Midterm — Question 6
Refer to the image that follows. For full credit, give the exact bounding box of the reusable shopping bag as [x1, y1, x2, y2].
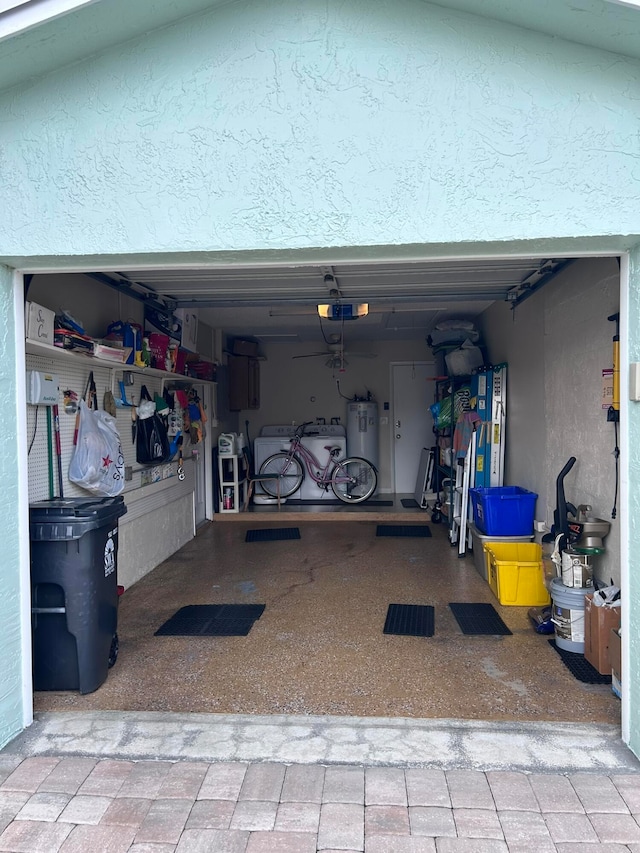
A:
[68, 399, 125, 496]
[136, 384, 171, 465]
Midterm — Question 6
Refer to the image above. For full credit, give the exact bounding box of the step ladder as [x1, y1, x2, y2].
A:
[449, 428, 477, 556]
[414, 447, 436, 508]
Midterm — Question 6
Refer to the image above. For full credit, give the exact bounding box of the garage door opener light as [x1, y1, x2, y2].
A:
[317, 303, 368, 320]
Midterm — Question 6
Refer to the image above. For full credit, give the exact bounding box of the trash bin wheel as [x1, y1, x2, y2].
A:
[108, 633, 119, 668]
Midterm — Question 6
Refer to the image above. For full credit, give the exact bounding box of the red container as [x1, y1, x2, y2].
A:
[174, 348, 188, 375]
[148, 333, 169, 370]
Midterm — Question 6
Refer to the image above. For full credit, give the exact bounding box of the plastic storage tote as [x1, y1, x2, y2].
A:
[468, 522, 534, 581]
[484, 542, 550, 607]
[469, 486, 537, 536]
[29, 496, 127, 694]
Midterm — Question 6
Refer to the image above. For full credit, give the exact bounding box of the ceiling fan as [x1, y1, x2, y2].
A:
[292, 333, 377, 371]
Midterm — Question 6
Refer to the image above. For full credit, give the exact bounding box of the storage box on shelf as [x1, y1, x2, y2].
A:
[26, 302, 55, 346]
[483, 542, 550, 607]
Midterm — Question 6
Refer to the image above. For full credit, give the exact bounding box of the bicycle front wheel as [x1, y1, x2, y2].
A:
[331, 457, 377, 504]
[258, 453, 304, 498]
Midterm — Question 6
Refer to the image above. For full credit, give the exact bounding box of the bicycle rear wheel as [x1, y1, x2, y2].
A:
[331, 457, 377, 503]
[258, 453, 304, 498]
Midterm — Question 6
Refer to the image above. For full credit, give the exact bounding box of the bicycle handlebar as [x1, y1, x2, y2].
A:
[294, 421, 315, 437]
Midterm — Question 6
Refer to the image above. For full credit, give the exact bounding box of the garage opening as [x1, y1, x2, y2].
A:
[23, 254, 623, 726]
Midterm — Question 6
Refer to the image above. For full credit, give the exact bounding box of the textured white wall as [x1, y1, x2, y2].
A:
[481, 258, 621, 586]
[244, 338, 429, 491]
[0, 265, 30, 749]
[1, 0, 640, 259]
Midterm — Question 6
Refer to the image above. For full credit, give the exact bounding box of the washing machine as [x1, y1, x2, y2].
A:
[252, 424, 347, 500]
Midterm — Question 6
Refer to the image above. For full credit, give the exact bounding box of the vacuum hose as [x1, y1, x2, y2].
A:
[554, 456, 576, 551]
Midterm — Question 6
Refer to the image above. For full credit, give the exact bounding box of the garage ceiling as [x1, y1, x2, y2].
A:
[97, 257, 572, 344]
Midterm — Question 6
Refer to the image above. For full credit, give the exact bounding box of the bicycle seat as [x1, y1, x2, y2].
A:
[325, 444, 341, 453]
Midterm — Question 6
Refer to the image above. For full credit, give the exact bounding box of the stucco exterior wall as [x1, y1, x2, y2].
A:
[1, 0, 640, 752]
[1, 0, 640, 259]
[481, 258, 621, 587]
[626, 247, 640, 753]
[0, 265, 30, 748]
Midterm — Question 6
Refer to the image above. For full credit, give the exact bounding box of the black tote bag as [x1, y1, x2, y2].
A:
[136, 385, 171, 465]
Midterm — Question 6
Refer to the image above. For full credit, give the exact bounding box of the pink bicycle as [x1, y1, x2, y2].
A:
[258, 421, 377, 504]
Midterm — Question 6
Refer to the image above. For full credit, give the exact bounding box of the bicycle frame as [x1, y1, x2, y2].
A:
[283, 432, 347, 486]
[258, 422, 377, 504]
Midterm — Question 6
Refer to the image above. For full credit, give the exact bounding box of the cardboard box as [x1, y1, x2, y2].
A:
[232, 338, 258, 357]
[584, 595, 621, 675]
[609, 628, 622, 698]
[26, 302, 55, 346]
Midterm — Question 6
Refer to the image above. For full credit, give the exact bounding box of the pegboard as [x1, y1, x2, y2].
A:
[25, 349, 193, 505]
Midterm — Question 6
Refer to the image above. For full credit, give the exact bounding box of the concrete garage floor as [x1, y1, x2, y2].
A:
[34, 509, 620, 725]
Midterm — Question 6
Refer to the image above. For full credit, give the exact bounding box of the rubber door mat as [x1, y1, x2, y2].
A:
[245, 528, 301, 542]
[548, 639, 612, 684]
[449, 602, 512, 635]
[287, 499, 394, 506]
[401, 498, 421, 508]
[155, 604, 265, 636]
[376, 525, 432, 537]
[383, 604, 435, 637]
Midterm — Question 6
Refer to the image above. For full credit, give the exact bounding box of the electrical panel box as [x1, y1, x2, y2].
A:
[27, 370, 59, 406]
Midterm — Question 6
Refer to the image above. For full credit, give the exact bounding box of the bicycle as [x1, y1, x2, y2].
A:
[258, 421, 377, 504]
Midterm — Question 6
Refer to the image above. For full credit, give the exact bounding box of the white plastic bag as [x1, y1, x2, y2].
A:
[68, 399, 125, 496]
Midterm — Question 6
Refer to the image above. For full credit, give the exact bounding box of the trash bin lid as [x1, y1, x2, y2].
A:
[30, 496, 127, 540]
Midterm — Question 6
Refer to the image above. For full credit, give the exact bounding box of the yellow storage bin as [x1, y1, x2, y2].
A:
[483, 542, 550, 607]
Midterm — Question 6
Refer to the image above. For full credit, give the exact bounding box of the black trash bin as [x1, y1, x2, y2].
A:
[29, 496, 127, 694]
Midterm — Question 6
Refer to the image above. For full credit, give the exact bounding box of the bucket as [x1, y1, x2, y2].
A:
[560, 549, 594, 588]
[550, 578, 589, 653]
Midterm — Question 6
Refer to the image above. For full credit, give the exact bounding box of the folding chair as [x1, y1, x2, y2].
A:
[242, 449, 282, 510]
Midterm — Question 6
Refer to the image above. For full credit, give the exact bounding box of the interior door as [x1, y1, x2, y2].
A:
[391, 362, 435, 494]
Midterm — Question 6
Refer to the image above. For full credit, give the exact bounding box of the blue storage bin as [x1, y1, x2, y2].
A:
[470, 486, 537, 536]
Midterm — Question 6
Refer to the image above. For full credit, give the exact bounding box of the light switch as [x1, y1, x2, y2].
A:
[630, 363, 640, 401]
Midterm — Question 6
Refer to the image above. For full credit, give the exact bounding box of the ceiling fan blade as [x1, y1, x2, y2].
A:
[344, 352, 377, 359]
[292, 352, 332, 359]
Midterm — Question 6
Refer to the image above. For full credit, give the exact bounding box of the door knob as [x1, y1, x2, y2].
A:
[396, 433, 401, 439]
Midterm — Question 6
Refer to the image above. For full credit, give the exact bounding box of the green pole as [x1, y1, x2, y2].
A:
[46, 406, 54, 499]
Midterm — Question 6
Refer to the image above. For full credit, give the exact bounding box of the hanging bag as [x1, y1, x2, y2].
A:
[136, 384, 171, 465]
[68, 374, 125, 496]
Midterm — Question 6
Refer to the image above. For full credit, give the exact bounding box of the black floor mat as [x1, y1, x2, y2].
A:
[449, 602, 512, 635]
[286, 499, 393, 506]
[376, 525, 432, 537]
[155, 604, 265, 636]
[548, 639, 612, 684]
[245, 527, 301, 542]
[401, 498, 421, 508]
[383, 604, 434, 637]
